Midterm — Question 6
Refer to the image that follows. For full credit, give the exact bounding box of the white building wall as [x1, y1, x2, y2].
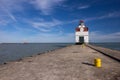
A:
[75, 32, 89, 43]
[75, 36, 79, 42]
[75, 32, 88, 36]
[84, 35, 89, 43]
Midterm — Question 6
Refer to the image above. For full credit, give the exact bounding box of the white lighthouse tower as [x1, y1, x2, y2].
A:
[75, 20, 89, 44]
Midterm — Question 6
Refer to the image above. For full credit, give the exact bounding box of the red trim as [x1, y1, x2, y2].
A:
[84, 27, 88, 31]
[76, 28, 80, 31]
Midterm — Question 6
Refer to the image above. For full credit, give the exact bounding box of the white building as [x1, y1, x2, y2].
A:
[75, 20, 89, 44]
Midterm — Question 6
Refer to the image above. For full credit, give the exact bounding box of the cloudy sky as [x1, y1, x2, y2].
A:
[0, 0, 120, 43]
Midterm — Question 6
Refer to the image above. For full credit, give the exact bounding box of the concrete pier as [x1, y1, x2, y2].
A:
[0, 45, 120, 80]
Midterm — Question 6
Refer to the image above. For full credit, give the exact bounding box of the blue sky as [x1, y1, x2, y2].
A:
[0, 0, 120, 43]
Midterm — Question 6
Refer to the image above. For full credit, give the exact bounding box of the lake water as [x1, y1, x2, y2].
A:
[90, 42, 120, 51]
[0, 43, 73, 64]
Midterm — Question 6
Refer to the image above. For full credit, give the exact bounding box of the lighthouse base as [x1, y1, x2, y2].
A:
[75, 42, 84, 45]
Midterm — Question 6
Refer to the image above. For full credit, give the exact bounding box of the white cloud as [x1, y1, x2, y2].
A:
[85, 11, 120, 21]
[0, 20, 8, 26]
[0, 29, 74, 43]
[14, 26, 36, 33]
[33, 19, 61, 28]
[30, 18, 81, 32]
[31, 19, 62, 32]
[30, 0, 66, 15]
[0, 0, 26, 11]
[35, 27, 52, 32]
[66, 19, 79, 24]
[78, 5, 90, 9]
[90, 31, 120, 42]
[0, 0, 26, 22]
[0, 9, 17, 23]
[5, 9, 17, 22]
[23, 33, 75, 43]
[98, 11, 120, 19]
[0, 0, 66, 15]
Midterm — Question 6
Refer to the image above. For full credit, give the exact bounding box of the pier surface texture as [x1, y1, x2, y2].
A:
[0, 45, 120, 80]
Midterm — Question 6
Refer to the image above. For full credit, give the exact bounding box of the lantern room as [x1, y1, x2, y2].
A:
[75, 20, 89, 44]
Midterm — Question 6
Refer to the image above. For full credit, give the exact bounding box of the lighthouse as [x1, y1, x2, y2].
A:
[75, 20, 89, 44]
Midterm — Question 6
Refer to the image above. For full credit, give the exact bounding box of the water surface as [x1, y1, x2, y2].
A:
[0, 43, 73, 64]
[90, 42, 120, 51]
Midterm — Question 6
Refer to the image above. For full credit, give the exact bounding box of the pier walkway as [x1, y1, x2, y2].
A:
[0, 45, 120, 80]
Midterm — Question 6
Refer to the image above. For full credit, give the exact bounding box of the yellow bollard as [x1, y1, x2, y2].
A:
[82, 44, 85, 48]
[81, 44, 83, 48]
[94, 58, 102, 68]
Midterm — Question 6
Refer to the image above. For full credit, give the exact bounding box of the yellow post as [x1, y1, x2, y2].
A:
[94, 58, 102, 68]
[82, 44, 85, 48]
[81, 44, 83, 48]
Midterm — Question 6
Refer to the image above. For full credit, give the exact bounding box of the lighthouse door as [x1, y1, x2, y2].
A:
[79, 37, 84, 43]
